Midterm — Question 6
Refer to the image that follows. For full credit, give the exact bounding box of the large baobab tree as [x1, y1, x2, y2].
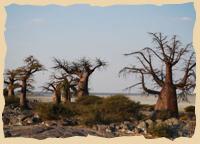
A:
[71, 58, 107, 97]
[4, 69, 19, 97]
[53, 58, 107, 98]
[120, 33, 195, 116]
[17, 56, 44, 108]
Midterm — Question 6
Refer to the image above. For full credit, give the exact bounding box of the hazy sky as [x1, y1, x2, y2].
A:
[5, 3, 195, 93]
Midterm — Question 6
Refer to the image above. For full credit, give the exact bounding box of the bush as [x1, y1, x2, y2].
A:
[77, 104, 102, 126]
[99, 95, 141, 123]
[77, 95, 141, 125]
[5, 96, 20, 106]
[152, 110, 177, 120]
[35, 102, 76, 120]
[148, 123, 174, 138]
[140, 104, 155, 111]
[184, 106, 195, 113]
[76, 95, 103, 105]
[3, 88, 8, 97]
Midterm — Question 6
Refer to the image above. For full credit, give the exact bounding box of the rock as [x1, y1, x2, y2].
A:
[25, 118, 33, 125]
[14, 106, 21, 112]
[4, 130, 12, 137]
[145, 119, 153, 128]
[123, 121, 134, 131]
[14, 121, 23, 126]
[155, 119, 163, 126]
[180, 121, 196, 137]
[32, 116, 41, 123]
[105, 128, 112, 133]
[43, 121, 57, 127]
[109, 123, 116, 132]
[137, 121, 147, 133]
[2, 116, 10, 125]
[96, 125, 108, 133]
[62, 119, 77, 126]
[164, 118, 179, 126]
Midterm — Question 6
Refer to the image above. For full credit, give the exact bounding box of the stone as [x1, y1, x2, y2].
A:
[137, 121, 147, 132]
[4, 130, 12, 137]
[164, 118, 179, 126]
[62, 119, 77, 126]
[109, 123, 116, 132]
[123, 121, 134, 131]
[2, 116, 10, 125]
[155, 119, 163, 126]
[96, 125, 108, 133]
[145, 119, 153, 128]
[44, 121, 57, 127]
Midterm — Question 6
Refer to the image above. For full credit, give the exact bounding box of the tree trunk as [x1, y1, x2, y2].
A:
[77, 73, 89, 97]
[20, 80, 28, 108]
[8, 83, 15, 97]
[62, 87, 71, 103]
[53, 86, 61, 105]
[62, 81, 71, 103]
[155, 64, 178, 115]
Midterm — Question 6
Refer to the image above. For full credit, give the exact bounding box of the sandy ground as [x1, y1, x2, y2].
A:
[27, 95, 195, 111]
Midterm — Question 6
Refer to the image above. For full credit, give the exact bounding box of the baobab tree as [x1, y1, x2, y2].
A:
[17, 56, 44, 108]
[53, 58, 107, 97]
[43, 80, 62, 105]
[4, 69, 19, 97]
[120, 33, 195, 116]
[50, 72, 79, 103]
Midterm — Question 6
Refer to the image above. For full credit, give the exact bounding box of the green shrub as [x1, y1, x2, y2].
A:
[152, 110, 177, 120]
[35, 102, 76, 120]
[140, 104, 155, 111]
[179, 112, 188, 121]
[3, 88, 8, 97]
[76, 95, 103, 105]
[75, 95, 141, 125]
[184, 106, 195, 113]
[77, 104, 102, 126]
[99, 95, 141, 123]
[148, 123, 173, 138]
[4, 96, 20, 106]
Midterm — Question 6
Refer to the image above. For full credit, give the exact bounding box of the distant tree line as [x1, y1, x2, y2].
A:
[4, 56, 106, 108]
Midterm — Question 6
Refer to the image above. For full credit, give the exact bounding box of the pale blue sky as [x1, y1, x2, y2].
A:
[5, 3, 195, 93]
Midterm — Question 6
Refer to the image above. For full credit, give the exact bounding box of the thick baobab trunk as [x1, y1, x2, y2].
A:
[62, 80, 71, 103]
[20, 80, 28, 108]
[155, 64, 178, 115]
[8, 83, 15, 97]
[77, 73, 89, 97]
[62, 87, 71, 103]
[155, 84, 178, 114]
[52, 86, 61, 105]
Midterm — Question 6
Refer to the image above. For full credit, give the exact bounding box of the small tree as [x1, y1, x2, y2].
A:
[4, 69, 19, 97]
[51, 73, 78, 103]
[43, 80, 62, 105]
[17, 56, 44, 108]
[120, 33, 195, 116]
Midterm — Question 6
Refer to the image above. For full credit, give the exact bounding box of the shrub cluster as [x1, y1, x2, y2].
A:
[4, 96, 20, 106]
[35, 102, 76, 120]
[152, 110, 177, 120]
[34, 95, 141, 125]
[184, 105, 195, 113]
[147, 123, 174, 138]
[76, 95, 141, 125]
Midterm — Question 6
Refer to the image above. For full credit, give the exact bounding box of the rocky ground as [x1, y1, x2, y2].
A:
[2, 104, 196, 140]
